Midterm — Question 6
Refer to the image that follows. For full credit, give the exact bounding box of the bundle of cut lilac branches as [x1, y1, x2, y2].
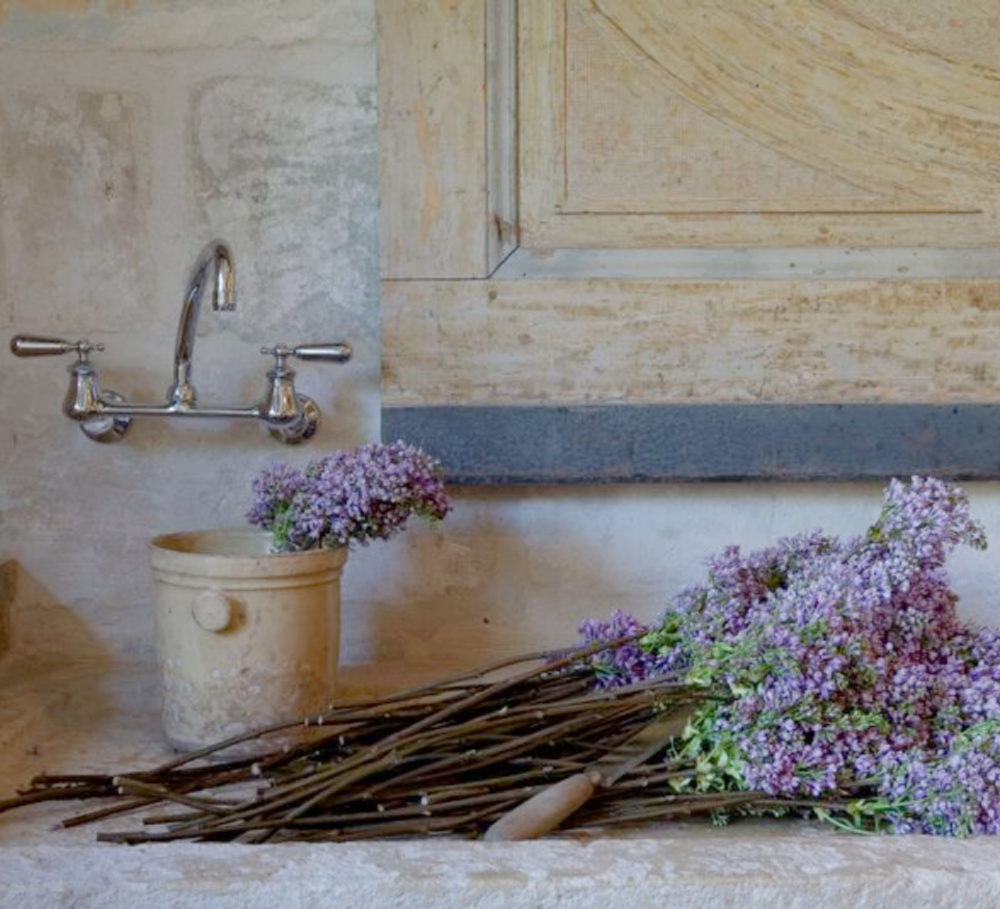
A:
[580, 476, 996, 836]
[1, 648, 728, 843]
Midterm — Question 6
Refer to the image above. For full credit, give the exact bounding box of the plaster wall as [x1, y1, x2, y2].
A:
[2, 0, 1000, 679]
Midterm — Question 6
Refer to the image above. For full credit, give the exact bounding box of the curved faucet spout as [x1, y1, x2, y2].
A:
[169, 239, 236, 407]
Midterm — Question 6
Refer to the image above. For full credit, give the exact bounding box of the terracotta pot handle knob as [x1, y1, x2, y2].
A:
[192, 589, 236, 633]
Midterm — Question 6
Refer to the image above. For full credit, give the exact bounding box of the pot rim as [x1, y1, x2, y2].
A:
[150, 529, 348, 579]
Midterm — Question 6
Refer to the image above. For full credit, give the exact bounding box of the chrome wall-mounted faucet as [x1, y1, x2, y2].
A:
[169, 239, 236, 409]
[9, 240, 351, 444]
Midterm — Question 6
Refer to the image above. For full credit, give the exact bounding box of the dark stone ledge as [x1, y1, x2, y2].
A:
[383, 404, 1000, 484]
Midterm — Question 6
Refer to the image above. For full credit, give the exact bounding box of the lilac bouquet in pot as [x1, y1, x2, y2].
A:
[247, 440, 451, 552]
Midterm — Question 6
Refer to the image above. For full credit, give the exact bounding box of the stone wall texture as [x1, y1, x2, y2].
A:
[2, 0, 1000, 673]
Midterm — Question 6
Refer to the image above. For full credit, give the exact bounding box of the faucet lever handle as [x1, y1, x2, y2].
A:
[290, 342, 352, 363]
[10, 334, 104, 359]
[260, 342, 352, 364]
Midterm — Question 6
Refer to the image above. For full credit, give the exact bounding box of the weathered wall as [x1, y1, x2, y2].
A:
[2, 0, 1000, 675]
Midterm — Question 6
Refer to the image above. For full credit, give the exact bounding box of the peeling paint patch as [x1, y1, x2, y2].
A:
[0, 1, 165, 45]
[0, 0, 138, 40]
[0, 0, 138, 18]
[0, 87, 153, 328]
[191, 77, 377, 346]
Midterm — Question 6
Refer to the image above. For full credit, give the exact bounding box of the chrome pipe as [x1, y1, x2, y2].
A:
[94, 402, 264, 420]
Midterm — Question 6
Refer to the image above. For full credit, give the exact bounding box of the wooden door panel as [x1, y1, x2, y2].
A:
[377, 0, 1000, 482]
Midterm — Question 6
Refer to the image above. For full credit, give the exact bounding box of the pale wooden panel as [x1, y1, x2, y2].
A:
[517, 0, 565, 244]
[499, 247, 1000, 281]
[516, 211, 1000, 250]
[382, 278, 1000, 407]
[830, 0, 1000, 68]
[485, 0, 518, 268]
[563, 2, 940, 215]
[520, 0, 1000, 248]
[377, 0, 516, 280]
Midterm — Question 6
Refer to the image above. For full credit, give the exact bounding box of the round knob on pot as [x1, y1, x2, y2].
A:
[191, 589, 236, 633]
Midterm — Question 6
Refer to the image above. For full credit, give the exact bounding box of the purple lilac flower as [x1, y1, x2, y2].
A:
[246, 462, 305, 527]
[580, 476, 1000, 835]
[247, 440, 451, 552]
[577, 609, 660, 688]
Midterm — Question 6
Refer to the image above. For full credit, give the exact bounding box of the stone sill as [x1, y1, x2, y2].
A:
[2, 655, 1000, 908]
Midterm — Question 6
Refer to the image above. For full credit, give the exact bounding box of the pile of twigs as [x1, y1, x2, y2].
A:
[1, 640, 777, 843]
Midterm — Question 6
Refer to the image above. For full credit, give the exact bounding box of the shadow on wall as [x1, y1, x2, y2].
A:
[0, 560, 108, 663]
[0, 561, 154, 781]
[0, 562, 12, 659]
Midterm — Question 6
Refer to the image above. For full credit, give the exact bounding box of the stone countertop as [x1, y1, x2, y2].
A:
[2, 655, 1000, 908]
